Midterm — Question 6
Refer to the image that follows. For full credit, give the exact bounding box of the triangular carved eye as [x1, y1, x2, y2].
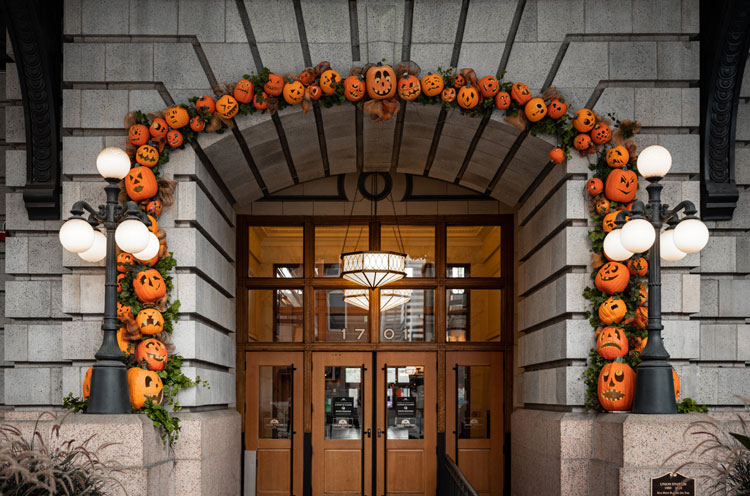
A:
[145, 376, 152, 387]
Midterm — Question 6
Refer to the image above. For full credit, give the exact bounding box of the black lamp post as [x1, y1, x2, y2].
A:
[603, 145, 709, 414]
[59, 148, 156, 414]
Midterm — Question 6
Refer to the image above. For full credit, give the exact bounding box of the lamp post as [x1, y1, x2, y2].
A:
[603, 145, 709, 414]
[59, 148, 156, 414]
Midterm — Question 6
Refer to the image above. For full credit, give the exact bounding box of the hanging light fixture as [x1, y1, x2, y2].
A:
[344, 288, 412, 312]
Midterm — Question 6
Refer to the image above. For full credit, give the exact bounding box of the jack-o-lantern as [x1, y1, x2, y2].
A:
[164, 106, 189, 129]
[189, 116, 206, 132]
[135, 338, 168, 371]
[636, 283, 648, 306]
[166, 130, 183, 148]
[606, 145, 629, 168]
[452, 73, 465, 88]
[604, 169, 638, 203]
[511, 82, 531, 105]
[397, 73, 421, 101]
[126, 166, 158, 201]
[478, 75, 500, 98]
[591, 123, 612, 145]
[673, 369, 680, 400]
[573, 108, 596, 132]
[587, 177, 604, 195]
[194, 96, 216, 115]
[135, 145, 159, 167]
[82, 366, 93, 399]
[602, 211, 628, 233]
[596, 326, 629, 360]
[421, 73, 444, 96]
[254, 91, 269, 110]
[594, 197, 611, 215]
[117, 303, 133, 323]
[627, 256, 648, 276]
[136, 308, 164, 335]
[597, 358, 636, 411]
[283, 80, 305, 105]
[549, 147, 565, 164]
[145, 215, 158, 235]
[366, 64, 396, 100]
[524, 97, 547, 122]
[264, 73, 285, 96]
[343, 75, 366, 102]
[634, 336, 647, 353]
[117, 328, 134, 355]
[117, 273, 125, 292]
[149, 118, 169, 139]
[129, 124, 150, 146]
[441, 87, 456, 103]
[320, 69, 342, 95]
[495, 91, 511, 109]
[306, 85, 322, 101]
[117, 252, 133, 273]
[298, 68, 316, 86]
[233, 79, 254, 104]
[574, 133, 592, 151]
[599, 296, 627, 324]
[146, 199, 163, 217]
[547, 98, 567, 119]
[133, 268, 167, 303]
[457, 84, 480, 109]
[127, 367, 163, 410]
[595, 262, 630, 295]
[216, 94, 239, 119]
[633, 306, 648, 330]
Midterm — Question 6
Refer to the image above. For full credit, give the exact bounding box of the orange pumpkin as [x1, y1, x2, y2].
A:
[149, 118, 169, 139]
[194, 96, 216, 115]
[441, 87, 456, 103]
[136, 308, 164, 335]
[597, 359, 636, 411]
[452, 73, 465, 88]
[135, 338, 168, 371]
[673, 369, 681, 400]
[573, 108, 595, 132]
[574, 133, 592, 151]
[636, 283, 648, 306]
[595, 262, 630, 295]
[549, 147, 565, 164]
[254, 91, 269, 110]
[591, 123, 612, 145]
[594, 197, 611, 215]
[126, 166, 158, 201]
[135, 145, 159, 167]
[596, 326, 629, 360]
[320, 69, 342, 95]
[306, 85, 322, 101]
[633, 306, 648, 330]
[421, 73, 444, 97]
[117, 273, 125, 292]
[216, 94, 239, 119]
[365, 64, 396, 100]
[343, 75, 366, 102]
[82, 366, 93, 399]
[604, 169, 638, 203]
[128, 124, 150, 146]
[547, 98, 567, 119]
[282, 80, 305, 105]
[133, 268, 167, 303]
[298, 68, 316, 86]
[524, 97, 547, 122]
[117, 328, 134, 355]
[478, 75, 500, 98]
[397, 74, 421, 101]
[599, 296, 627, 324]
[606, 145, 629, 168]
[627, 256, 648, 276]
[264, 73, 285, 96]
[127, 367, 163, 410]
[510, 82, 531, 105]
[145, 214, 158, 235]
[189, 115, 206, 132]
[602, 211, 628, 233]
[164, 106, 189, 128]
[494, 91, 511, 109]
[457, 84, 480, 109]
[587, 177, 604, 195]
[233, 79, 254, 104]
[117, 303, 133, 323]
[146, 199, 163, 217]
[634, 336, 648, 353]
[166, 130, 183, 148]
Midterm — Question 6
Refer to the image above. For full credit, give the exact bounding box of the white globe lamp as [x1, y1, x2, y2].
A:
[115, 218, 150, 253]
[637, 145, 672, 179]
[660, 230, 687, 262]
[673, 218, 709, 254]
[603, 229, 634, 261]
[59, 218, 95, 254]
[96, 147, 131, 180]
[620, 218, 656, 253]
[78, 230, 107, 262]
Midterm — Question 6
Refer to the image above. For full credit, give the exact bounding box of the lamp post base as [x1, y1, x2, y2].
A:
[87, 360, 131, 414]
[632, 360, 677, 414]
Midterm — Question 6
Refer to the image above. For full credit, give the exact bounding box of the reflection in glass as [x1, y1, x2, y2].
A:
[248, 289, 303, 342]
[314, 226, 368, 277]
[258, 366, 292, 439]
[447, 226, 501, 277]
[325, 366, 362, 440]
[249, 226, 303, 277]
[315, 290, 369, 342]
[380, 290, 435, 342]
[457, 366, 490, 439]
[381, 225, 435, 277]
[386, 366, 425, 439]
[446, 289, 501, 342]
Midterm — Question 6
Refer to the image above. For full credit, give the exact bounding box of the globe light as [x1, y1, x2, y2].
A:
[96, 147, 131, 180]
[133, 232, 160, 261]
[115, 218, 150, 253]
[673, 218, 709, 254]
[620, 218, 656, 253]
[59, 218, 95, 254]
[660, 230, 687, 262]
[78, 230, 107, 262]
[637, 145, 672, 179]
[603, 229, 634, 261]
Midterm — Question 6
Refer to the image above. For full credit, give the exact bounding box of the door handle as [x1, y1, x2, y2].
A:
[377, 428, 383, 438]
[365, 428, 371, 438]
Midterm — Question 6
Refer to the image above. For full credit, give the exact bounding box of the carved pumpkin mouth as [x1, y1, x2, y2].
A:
[146, 352, 165, 362]
[147, 390, 163, 404]
[373, 88, 391, 96]
[133, 185, 143, 193]
[400, 87, 420, 98]
[601, 389, 625, 401]
[600, 342, 621, 349]
[600, 274, 619, 281]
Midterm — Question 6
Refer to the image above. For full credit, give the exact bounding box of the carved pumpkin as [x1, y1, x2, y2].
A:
[366, 64, 396, 100]
[343, 75, 366, 102]
[549, 147, 565, 164]
[574, 133, 592, 151]
[253, 91, 269, 110]
[298, 69, 316, 86]
[604, 169, 638, 203]
[136, 308, 164, 335]
[127, 367, 163, 410]
[283, 80, 305, 105]
[306, 85, 322, 101]
[627, 256, 648, 276]
[189, 115, 206, 132]
[82, 366, 93, 399]
[573, 108, 595, 132]
[129, 124, 150, 146]
[597, 358, 636, 411]
[117, 328, 134, 355]
[133, 268, 167, 303]
[145, 215, 158, 235]
[320, 69, 342, 95]
[117, 273, 125, 292]
[441, 87, 456, 103]
[146, 199, 163, 217]
[606, 145, 629, 168]
[194, 96, 216, 115]
[233, 79, 254, 104]
[166, 130, 183, 148]
[135, 145, 159, 167]
[164, 106, 189, 129]
[149, 118, 169, 139]
[633, 306, 648, 330]
[602, 211, 628, 233]
[478, 75, 500, 98]
[634, 336, 647, 353]
[135, 338, 168, 371]
[452, 73, 465, 88]
[117, 303, 133, 323]
[421, 73, 444, 97]
[263, 73, 285, 96]
[511, 82, 531, 105]
[525, 97, 547, 122]
[587, 178, 604, 195]
[599, 296, 627, 325]
[494, 91, 511, 109]
[117, 252, 133, 273]
[596, 326, 629, 360]
[637, 283, 648, 306]
[595, 262, 630, 295]
[457, 83, 480, 109]
[591, 123, 612, 145]
[673, 369, 680, 400]
[397, 73, 421, 101]
[594, 197, 611, 215]
[216, 94, 239, 119]
[547, 98, 567, 119]
[126, 166, 158, 201]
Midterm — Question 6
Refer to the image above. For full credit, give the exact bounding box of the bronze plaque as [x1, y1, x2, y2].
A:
[651, 472, 695, 496]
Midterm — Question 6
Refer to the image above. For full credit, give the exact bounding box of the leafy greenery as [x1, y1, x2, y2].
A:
[677, 397, 709, 414]
[143, 400, 182, 446]
[62, 393, 88, 414]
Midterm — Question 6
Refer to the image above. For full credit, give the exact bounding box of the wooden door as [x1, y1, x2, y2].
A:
[312, 352, 373, 495]
[246, 352, 303, 496]
[376, 352, 436, 496]
[446, 352, 503, 496]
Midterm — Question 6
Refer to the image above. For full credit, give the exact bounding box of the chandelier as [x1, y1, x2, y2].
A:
[344, 288, 412, 312]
